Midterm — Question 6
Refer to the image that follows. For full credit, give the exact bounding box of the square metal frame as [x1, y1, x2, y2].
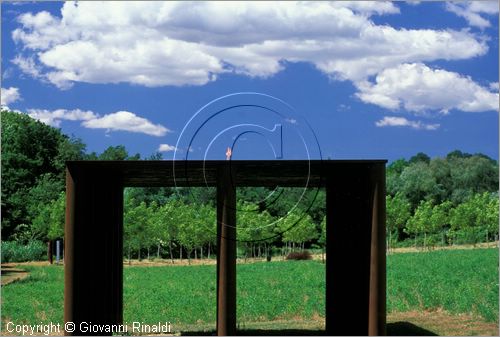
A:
[64, 160, 386, 335]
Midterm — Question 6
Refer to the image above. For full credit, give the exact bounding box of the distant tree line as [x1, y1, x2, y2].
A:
[386, 152, 499, 249]
[1, 109, 498, 262]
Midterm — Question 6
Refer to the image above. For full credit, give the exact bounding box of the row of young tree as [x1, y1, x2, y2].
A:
[123, 191, 323, 263]
[387, 191, 498, 250]
[2, 108, 499, 258]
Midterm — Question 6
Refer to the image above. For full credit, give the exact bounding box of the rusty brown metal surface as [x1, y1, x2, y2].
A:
[48, 240, 53, 265]
[64, 160, 386, 336]
[64, 168, 75, 335]
[216, 164, 237, 336]
[65, 160, 386, 187]
[64, 167, 123, 336]
[325, 163, 386, 336]
[368, 164, 387, 336]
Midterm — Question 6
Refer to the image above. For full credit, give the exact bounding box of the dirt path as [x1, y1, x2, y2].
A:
[389, 241, 499, 254]
[1, 266, 29, 286]
[387, 310, 499, 336]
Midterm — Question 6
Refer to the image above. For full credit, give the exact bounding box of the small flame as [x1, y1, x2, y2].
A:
[225, 147, 232, 160]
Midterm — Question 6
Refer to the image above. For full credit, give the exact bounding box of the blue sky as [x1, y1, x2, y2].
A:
[1, 1, 498, 162]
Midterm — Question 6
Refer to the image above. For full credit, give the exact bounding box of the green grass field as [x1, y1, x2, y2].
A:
[1, 248, 498, 333]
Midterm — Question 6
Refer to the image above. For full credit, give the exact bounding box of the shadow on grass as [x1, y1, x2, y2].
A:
[179, 322, 437, 336]
[387, 322, 438, 336]
[179, 330, 323, 336]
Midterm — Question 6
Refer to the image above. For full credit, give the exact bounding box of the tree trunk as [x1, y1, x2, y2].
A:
[194, 249, 197, 260]
[200, 246, 203, 259]
[207, 242, 211, 259]
[169, 241, 174, 264]
[48, 240, 53, 264]
[128, 245, 131, 265]
[388, 230, 392, 254]
[147, 247, 150, 260]
[138, 246, 141, 261]
[180, 245, 183, 262]
[157, 243, 161, 259]
[188, 250, 191, 265]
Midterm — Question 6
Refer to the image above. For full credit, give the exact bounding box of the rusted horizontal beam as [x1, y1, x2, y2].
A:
[66, 160, 387, 187]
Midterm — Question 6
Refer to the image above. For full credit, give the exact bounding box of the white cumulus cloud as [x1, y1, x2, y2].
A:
[27, 108, 97, 127]
[446, 1, 499, 29]
[1, 87, 21, 106]
[375, 116, 439, 130]
[356, 63, 499, 113]
[158, 144, 177, 152]
[11, 1, 487, 90]
[25, 107, 168, 136]
[82, 110, 169, 136]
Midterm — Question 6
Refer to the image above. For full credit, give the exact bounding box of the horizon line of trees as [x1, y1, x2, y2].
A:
[1, 109, 499, 262]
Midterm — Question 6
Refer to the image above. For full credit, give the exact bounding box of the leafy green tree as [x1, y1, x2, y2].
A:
[409, 152, 431, 164]
[98, 145, 130, 160]
[446, 150, 472, 160]
[48, 192, 65, 240]
[448, 193, 497, 245]
[387, 159, 409, 196]
[237, 202, 275, 260]
[449, 156, 498, 204]
[1, 110, 64, 237]
[154, 201, 180, 263]
[399, 162, 438, 208]
[176, 202, 198, 264]
[54, 136, 87, 175]
[31, 203, 52, 241]
[124, 198, 150, 261]
[278, 211, 317, 252]
[449, 198, 478, 245]
[429, 200, 452, 246]
[428, 158, 451, 204]
[406, 200, 434, 249]
[195, 204, 216, 259]
[30, 192, 65, 262]
[26, 174, 64, 222]
[484, 194, 499, 241]
[386, 192, 411, 250]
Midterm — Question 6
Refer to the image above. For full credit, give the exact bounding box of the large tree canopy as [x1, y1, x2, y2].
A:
[1, 110, 85, 238]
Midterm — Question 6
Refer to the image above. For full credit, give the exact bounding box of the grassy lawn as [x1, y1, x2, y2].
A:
[387, 248, 499, 322]
[1, 248, 498, 334]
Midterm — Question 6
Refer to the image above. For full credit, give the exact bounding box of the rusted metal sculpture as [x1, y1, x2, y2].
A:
[64, 160, 386, 336]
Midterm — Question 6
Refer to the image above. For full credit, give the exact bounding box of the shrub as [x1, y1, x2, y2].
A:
[286, 250, 312, 260]
[1, 240, 46, 263]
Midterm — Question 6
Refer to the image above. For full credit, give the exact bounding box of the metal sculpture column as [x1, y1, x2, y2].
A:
[325, 163, 386, 336]
[216, 163, 237, 336]
[64, 165, 123, 335]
